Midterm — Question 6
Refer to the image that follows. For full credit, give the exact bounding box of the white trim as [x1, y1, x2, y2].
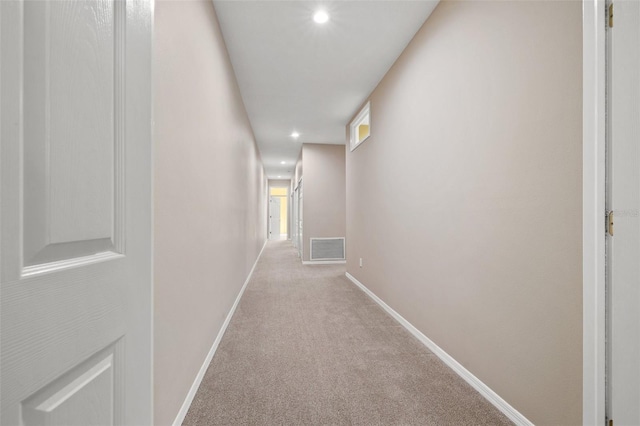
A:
[345, 272, 534, 426]
[349, 101, 371, 152]
[582, 0, 607, 424]
[172, 240, 268, 426]
[302, 260, 346, 265]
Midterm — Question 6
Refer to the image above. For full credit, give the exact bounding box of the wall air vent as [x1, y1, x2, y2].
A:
[310, 237, 345, 261]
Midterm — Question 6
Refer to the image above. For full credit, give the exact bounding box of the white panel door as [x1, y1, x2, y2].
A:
[1, 0, 153, 425]
[269, 196, 281, 240]
[606, 1, 640, 424]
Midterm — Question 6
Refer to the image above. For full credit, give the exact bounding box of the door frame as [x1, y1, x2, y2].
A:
[267, 181, 290, 240]
[292, 185, 298, 248]
[583, 0, 607, 423]
[296, 177, 303, 259]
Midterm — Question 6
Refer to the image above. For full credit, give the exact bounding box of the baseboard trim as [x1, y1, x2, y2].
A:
[172, 240, 268, 426]
[344, 272, 534, 426]
[302, 260, 346, 265]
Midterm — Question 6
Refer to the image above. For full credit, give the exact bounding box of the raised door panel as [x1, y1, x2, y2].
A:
[21, 345, 123, 426]
[22, 0, 124, 272]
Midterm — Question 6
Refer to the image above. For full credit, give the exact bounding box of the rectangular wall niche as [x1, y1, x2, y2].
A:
[350, 101, 371, 151]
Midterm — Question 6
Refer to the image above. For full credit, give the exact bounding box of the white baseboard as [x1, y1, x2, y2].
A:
[172, 241, 268, 426]
[302, 260, 346, 265]
[344, 272, 533, 426]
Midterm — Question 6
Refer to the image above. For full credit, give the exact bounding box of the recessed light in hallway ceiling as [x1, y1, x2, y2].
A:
[291, 132, 300, 139]
[313, 10, 329, 24]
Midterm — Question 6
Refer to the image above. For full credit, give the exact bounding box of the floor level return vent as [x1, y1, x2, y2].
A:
[310, 238, 345, 261]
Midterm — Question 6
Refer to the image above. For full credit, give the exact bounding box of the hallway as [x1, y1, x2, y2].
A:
[183, 241, 511, 425]
[1, 0, 591, 423]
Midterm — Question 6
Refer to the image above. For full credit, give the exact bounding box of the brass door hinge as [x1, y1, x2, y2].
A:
[608, 211, 614, 236]
[609, 3, 614, 27]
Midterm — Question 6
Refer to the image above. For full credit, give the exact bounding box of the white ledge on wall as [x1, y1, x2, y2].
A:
[344, 272, 534, 426]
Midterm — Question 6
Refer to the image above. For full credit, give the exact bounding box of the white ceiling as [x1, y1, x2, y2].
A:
[213, 0, 438, 179]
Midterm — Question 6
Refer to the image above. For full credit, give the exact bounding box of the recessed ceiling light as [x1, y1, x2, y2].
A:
[313, 10, 329, 24]
[278, 175, 282, 178]
[291, 131, 300, 139]
[280, 161, 286, 165]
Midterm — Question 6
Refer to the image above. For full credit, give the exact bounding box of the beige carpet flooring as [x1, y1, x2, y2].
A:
[183, 240, 512, 425]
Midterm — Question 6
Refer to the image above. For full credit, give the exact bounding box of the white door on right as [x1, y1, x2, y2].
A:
[606, 1, 640, 424]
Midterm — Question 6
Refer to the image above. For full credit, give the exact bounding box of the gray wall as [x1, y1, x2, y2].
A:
[302, 144, 346, 262]
[153, 1, 267, 424]
[345, 1, 582, 424]
[269, 180, 292, 187]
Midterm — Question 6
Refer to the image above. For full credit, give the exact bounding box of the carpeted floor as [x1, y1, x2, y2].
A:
[182, 240, 512, 425]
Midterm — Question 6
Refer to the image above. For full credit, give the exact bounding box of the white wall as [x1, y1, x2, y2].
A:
[153, 1, 267, 424]
[346, 1, 582, 424]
